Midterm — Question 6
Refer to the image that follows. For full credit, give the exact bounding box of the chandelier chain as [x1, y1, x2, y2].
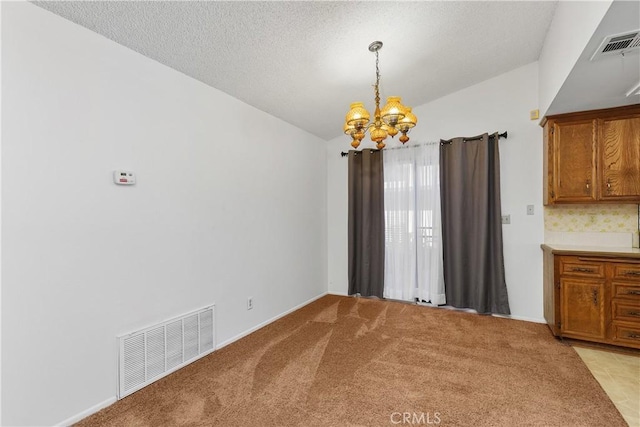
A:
[374, 50, 380, 113]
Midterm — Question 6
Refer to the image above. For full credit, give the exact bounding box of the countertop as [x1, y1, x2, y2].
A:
[541, 244, 640, 258]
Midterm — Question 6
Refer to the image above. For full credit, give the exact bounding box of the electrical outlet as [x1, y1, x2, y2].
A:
[501, 215, 511, 224]
[247, 297, 253, 310]
[526, 205, 534, 215]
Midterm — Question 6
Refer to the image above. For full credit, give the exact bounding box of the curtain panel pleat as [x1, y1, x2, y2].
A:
[415, 145, 447, 305]
[348, 150, 385, 298]
[439, 133, 510, 314]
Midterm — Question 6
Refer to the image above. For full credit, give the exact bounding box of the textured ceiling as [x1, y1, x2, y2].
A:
[32, 1, 558, 140]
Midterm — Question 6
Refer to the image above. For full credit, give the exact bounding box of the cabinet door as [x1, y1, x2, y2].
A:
[552, 120, 597, 202]
[599, 115, 640, 201]
[560, 278, 606, 340]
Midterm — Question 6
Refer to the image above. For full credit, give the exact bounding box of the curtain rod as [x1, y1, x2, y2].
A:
[440, 131, 507, 145]
[340, 131, 507, 157]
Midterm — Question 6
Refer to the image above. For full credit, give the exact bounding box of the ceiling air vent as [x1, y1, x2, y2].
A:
[591, 30, 640, 61]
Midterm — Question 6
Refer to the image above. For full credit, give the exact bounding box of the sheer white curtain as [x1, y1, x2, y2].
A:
[383, 143, 446, 304]
[383, 147, 416, 300]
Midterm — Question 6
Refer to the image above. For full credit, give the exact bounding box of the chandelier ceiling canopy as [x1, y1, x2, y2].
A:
[344, 41, 417, 150]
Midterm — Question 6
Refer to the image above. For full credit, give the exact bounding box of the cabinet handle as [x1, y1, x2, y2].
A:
[585, 180, 590, 193]
[627, 333, 640, 339]
[592, 289, 598, 306]
[627, 290, 640, 295]
[626, 311, 640, 317]
[624, 271, 640, 276]
[571, 267, 595, 273]
[606, 179, 612, 194]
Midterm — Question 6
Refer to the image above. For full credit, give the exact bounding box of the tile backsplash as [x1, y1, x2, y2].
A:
[544, 204, 640, 247]
[544, 204, 638, 233]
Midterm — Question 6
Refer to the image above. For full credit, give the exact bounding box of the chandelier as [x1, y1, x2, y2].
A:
[344, 41, 418, 150]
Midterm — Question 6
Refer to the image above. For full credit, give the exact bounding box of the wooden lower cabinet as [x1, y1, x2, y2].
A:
[542, 246, 640, 349]
[560, 278, 606, 340]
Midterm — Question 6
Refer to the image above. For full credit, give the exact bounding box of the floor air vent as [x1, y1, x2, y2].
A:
[117, 305, 215, 399]
[591, 31, 640, 60]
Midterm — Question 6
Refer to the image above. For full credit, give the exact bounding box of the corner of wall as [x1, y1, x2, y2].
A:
[538, 0, 613, 116]
[0, 1, 4, 423]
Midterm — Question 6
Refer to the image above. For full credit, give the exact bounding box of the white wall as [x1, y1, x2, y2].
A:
[1, 3, 327, 425]
[0, 2, 3, 424]
[327, 62, 544, 322]
[538, 0, 612, 117]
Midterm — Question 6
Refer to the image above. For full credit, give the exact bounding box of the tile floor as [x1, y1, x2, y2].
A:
[574, 346, 640, 427]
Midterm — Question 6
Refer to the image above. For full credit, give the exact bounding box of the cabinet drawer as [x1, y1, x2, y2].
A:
[612, 263, 640, 281]
[612, 282, 640, 301]
[612, 322, 640, 348]
[559, 257, 605, 278]
[612, 301, 640, 323]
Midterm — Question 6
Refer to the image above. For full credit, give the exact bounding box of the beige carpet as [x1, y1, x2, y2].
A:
[77, 295, 626, 426]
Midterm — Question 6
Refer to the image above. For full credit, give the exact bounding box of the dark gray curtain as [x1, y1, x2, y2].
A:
[439, 133, 510, 314]
[348, 149, 385, 298]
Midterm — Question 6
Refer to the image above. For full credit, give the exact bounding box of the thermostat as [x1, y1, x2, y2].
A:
[113, 170, 136, 185]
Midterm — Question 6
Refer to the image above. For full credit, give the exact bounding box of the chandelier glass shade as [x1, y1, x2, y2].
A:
[344, 41, 417, 149]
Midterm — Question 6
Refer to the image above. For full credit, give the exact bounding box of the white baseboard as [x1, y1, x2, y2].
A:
[217, 292, 328, 349]
[433, 304, 547, 324]
[55, 396, 117, 427]
[328, 293, 547, 324]
[55, 292, 328, 426]
[493, 313, 547, 324]
[327, 291, 348, 296]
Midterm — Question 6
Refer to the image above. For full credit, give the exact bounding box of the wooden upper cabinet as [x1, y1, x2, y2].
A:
[552, 119, 597, 203]
[544, 105, 640, 205]
[599, 114, 640, 201]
